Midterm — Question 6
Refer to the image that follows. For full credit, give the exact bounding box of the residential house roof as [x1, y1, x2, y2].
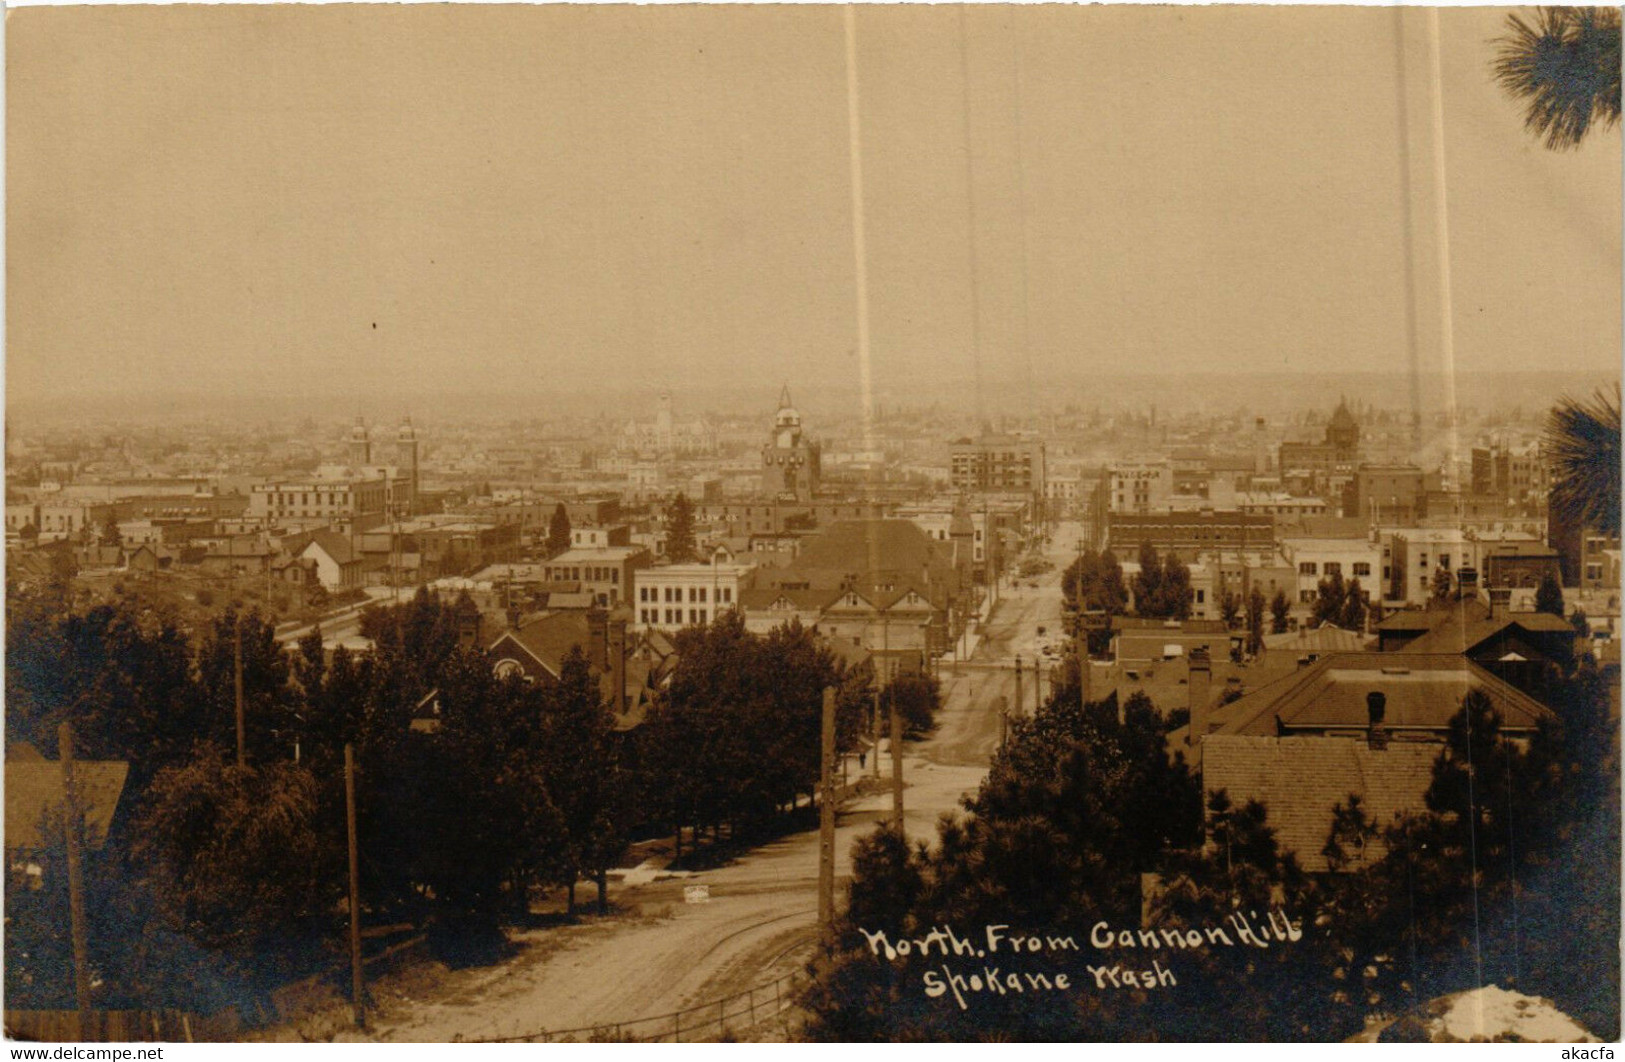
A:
[1192, 651, 1552, 744]
[6, 760, 129, 851]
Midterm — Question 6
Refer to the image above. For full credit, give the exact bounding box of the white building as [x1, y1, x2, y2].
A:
[633, 561, 756, 631]
[1280, 537, 1382, 605]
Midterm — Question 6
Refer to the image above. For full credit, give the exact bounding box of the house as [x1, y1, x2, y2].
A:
[485, 609, 658, 728]
[1175, 650, 1555, 872]
[6, 747, 129, 858]
[300, 530, 364, 590]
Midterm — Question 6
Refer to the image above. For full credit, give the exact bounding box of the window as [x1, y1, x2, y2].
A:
[611, 569, 618, 584]
[698, 587, 707, 603]
[1300, 590, 1315, 603]
[1299, 562, 1317, 575]
[689, 608, 698, 624]
[722, 587, 732, 603]
[1383, 566, 1392, 580]
[1587, 563, 1602, 581]
[1353, 562, 1370, 577]
[1419, 554, 1428, 568]
[1439, 555, 1450, 571]
[1323, 562, 1341, 576]
[1196, 589, 1205, 603]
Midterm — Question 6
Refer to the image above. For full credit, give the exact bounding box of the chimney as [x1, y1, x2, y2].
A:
[608, 617, 627, 715]
[587, 608, 608, 668]
[1367, 691, 1388, 750]
[1188, 646, 1212, 747]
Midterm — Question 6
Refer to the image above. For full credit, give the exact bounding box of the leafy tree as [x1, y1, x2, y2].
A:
[1338, 577, 1369, 633]
[540, 647, 626, 915]
[101, 515, 123, 548]
[6, 599, 204, 794]
[1570, 607, 1592, 640]
[1544, 387, 1621, 538]
[665, 492, 697, 563]
[194, 606, 294, 764]
[1219, 587, 1242, 630]
[1536, 570, 1567, 617]
[131, 746, 340, 986]
[1131, 542, 1193, 620]
[1429, 567, 1453, 605]
[546, 504, 572, 557]
[1312, 569, 1349, 627]
[1245, 586, 1266, 655]
[1494, 8, 1621, 151]
[882, 671, 942, 738]
[1270, 588, 1292, 634]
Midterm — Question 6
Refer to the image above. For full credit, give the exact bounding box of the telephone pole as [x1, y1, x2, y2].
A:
[345, 743, 365, 1027]
[890, 694, 904, 832]
[234, 614, 246, 767]
[818, 687, 837, 929]
[58, 723, 91, 1015]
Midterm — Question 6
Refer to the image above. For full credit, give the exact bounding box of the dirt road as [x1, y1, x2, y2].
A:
[361, 529, 1074, 1043]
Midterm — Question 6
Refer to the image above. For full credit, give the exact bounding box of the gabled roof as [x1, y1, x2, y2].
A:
[1202, 735, 1439, 874]
[1402, 608, 1575, 656]
[739, 587, 838, 612]
[302, 529, 359, 565]
[6, 761, 129, 851]
[1206, 651, 1553, 739]
[1263, 624, 1371, 654]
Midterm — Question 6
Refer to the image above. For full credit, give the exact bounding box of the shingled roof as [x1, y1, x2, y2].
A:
[6, 761, 129, 852]
[1203, 736, 1440, 874]
[1207, 651, 1553, 739]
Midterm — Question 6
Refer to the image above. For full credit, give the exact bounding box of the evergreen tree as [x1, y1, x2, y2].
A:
[1536, 571, 1567, 617]
[1270, 588, 1292, 634]
[546, 504, 572, 557]
[665, 492, 697, 563]
[1245, 586, 1267, 655]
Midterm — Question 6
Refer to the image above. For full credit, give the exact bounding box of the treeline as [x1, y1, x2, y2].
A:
[802, 658, 1619, 1040]
[5, 587, 937, 1014]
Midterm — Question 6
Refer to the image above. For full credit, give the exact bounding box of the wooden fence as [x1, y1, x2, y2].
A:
[4, 1009, 241, 1043]
[476, 971, 804, 1043]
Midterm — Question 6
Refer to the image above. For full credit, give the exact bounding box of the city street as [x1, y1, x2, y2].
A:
[359, 526, 1075, 1043]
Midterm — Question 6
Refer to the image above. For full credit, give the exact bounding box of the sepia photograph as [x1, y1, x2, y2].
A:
[4, 1, 1621, 1045]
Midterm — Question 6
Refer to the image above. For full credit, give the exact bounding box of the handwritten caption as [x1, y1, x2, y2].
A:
[857, 911, 1303, 1009]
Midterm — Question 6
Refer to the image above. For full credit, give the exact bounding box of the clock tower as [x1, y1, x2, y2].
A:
[761, 385, 821, 501]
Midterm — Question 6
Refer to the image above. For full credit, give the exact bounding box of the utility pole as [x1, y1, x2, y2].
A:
[234, 615, 246, 768]
[58, 723, 91, 1015]
[1032, 654, 1041, 713]
[890, 693, 904, 832]
[817, 687, 837, 930]
[870, 670, 882, 781]
[1014, 653, 1023, 721]
[344, 743, 365, 1027]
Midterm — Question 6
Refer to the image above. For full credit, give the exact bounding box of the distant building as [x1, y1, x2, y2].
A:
[633, 561, 755, 631]
[1106, 462, 1174, 514]
[1278, 399, 1361, 485]
[620, 390, 717, 457]
[761, 386, 821, 501]
[949, 434, 1047, 514]
[541, 546, 651, 608]
[1106, 510, 1273, 557]
[1346, 465, 1426, 526]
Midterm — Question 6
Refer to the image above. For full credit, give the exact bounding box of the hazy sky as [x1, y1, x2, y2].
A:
[8, 5, 1620, 413]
